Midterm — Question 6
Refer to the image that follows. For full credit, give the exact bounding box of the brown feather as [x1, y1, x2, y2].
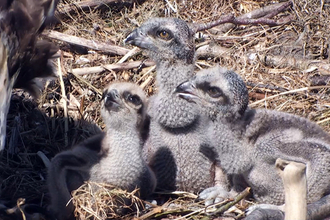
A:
[0, 0, 59, 150]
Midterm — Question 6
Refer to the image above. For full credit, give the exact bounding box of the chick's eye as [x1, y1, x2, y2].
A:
[157, 30, 171, 40]
[207, 87, 222, 98]
[128, 95, 142, 106]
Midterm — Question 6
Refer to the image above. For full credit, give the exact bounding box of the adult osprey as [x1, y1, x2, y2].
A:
[0, 0, 59, 151]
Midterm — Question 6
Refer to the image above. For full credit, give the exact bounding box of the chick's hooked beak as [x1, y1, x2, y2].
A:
[124, 29, 138, 45]
[174, 81, 199, 103]
[124, 28, 152, 50]
[102, 89, 121, 110]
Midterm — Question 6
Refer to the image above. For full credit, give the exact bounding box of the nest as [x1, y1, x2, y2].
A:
[1, 0, 330, 219]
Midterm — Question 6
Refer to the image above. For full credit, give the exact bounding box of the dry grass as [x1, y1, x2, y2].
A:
[72, 182, 144, 219]
[1, 0, 330, 219]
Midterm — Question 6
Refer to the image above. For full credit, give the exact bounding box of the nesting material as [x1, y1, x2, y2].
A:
[1, 0, 329, 219]
[71, 181, 144, 219]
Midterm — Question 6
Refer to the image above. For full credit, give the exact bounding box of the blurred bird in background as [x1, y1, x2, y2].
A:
[0, 0, 59, 151]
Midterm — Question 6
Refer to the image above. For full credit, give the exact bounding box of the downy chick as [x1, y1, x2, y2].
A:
[176, 65, 330, 219]
[48, 82, 156, 220]
[125, 18, 229, 194]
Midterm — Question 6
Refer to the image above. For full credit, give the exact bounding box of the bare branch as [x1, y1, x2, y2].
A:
[191, 1, 293, 33]
[237, 1, 292, 20]
[42, 30, 130, 55]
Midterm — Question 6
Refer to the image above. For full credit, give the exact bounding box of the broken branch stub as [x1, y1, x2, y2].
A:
[276, 158, 307, 220]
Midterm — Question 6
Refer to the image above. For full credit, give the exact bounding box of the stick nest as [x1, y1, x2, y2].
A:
[1, 0, 330, 219]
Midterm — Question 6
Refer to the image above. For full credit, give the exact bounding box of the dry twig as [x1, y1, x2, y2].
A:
[211, 187, 250, 216]
[58, 58, 69, 146]
[70, 60, 155, 75]
[250, 86, 330, 107]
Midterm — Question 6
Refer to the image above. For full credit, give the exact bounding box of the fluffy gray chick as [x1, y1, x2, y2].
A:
[0, 0, 59, 151]
[125, 18, 228, 193]
[125, 17, 197, 127]
[176, 65, 330, 219]
[48, 82, 156, 220]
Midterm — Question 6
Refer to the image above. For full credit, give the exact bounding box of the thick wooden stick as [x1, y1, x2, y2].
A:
[276, 158, 307, 220]
[70, 60, 155, 75]
[42, 30, 130, 55]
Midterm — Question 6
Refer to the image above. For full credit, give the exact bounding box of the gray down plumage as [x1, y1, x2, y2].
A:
[48, 82, 156, 220]
[125, 18, 229, 193]
[175, 65, 330, 219]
